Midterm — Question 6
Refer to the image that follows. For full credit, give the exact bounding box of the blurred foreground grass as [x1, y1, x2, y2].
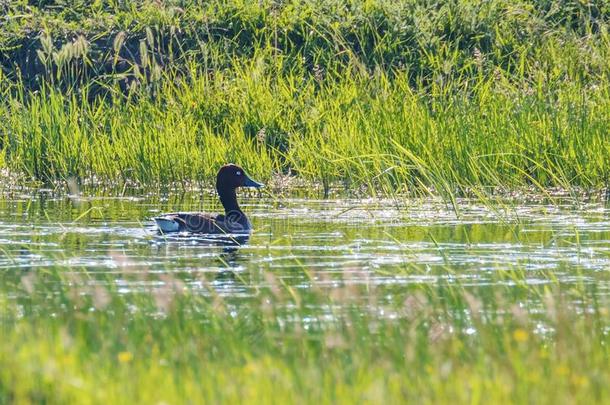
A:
[0, 257, 609, 403]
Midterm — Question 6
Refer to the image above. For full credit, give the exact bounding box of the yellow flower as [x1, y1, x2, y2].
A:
[513, 328, 529, 342]
[555, 365, 569, 376]
[571, 374, 589, 388]
[118, 351, 133, 363]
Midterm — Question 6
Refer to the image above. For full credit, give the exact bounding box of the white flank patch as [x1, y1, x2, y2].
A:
[154, 218, 180, 233]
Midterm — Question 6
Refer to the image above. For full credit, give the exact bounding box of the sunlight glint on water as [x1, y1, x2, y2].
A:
[1, 192, 609, 315]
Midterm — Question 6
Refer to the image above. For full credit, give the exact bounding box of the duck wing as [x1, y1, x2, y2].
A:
[154, 212, 225, 234]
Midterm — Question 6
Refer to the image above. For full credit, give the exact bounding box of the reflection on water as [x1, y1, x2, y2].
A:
[1, 190, 610, 313]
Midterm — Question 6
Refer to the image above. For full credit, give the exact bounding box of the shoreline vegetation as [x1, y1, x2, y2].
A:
[0, 2, 609, 403]
[0, 1, 609, 195]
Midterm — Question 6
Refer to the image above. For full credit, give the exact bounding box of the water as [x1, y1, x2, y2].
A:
[1, 190, 609, 317]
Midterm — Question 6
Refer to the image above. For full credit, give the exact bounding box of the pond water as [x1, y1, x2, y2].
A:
[1, 190, 609, 318]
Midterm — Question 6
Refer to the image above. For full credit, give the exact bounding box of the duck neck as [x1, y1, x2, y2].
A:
[217, 186, 241, 214]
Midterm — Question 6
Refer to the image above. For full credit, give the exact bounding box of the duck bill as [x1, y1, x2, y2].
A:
[243, 175, 264, 188]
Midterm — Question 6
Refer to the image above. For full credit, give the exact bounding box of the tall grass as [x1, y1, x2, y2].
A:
[1, 63, 609, 195]
[1, 0, 609, 193]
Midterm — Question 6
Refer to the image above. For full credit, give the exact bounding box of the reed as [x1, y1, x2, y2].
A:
[1, 66, 609, 196]
[0, 0, 608, 195]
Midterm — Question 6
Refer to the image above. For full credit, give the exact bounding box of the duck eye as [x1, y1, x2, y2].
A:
[236, 171, 242, 176]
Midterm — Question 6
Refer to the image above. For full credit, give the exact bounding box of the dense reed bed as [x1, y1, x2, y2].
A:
[1, 0, 609, 193]
[2, 68, 609, 195]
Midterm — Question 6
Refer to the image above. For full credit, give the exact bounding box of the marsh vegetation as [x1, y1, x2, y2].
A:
[0, 1, 609, 403]
[0, 0, 608, 193]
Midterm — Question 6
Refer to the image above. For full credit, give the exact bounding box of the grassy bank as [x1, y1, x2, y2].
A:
[2, 68, 609, 197]
[0, 1, 609, 193]
[1, 257, 608, 403]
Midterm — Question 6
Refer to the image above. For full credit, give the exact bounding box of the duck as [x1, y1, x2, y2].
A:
[154, 164, 263, 234]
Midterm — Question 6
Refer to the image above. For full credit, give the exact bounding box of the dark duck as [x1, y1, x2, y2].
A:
[154, 164, 263, 234]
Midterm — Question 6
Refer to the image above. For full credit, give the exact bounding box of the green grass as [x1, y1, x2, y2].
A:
[1, 257, 608, 403]
[1, 65, 609, 195]
[1, 3, 609, 403]
[0, 0, 609, 194]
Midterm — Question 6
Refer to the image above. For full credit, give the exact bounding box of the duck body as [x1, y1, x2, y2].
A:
[154, 211, 252, 234]
[154, 164, 262, 235]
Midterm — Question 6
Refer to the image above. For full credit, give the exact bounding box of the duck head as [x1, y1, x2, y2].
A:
[216, 164, 263, 215]
[216, 164, 263, 191]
